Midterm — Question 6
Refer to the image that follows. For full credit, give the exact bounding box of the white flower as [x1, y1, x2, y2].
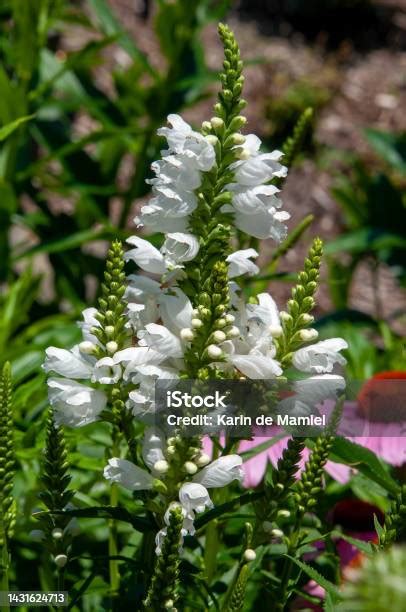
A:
[91, 357, 121, 385]
[157, 114, 216, 171]
[161, 233, 199, 268]
[125, 237, 167, 275]
[292, 339, 348, 374]
[142, 427, 166, 471]
[48, 377, 106, 427]
[193, 455, 243, 488]
[104, 458, 154, 490]
[231, 135, 287, 185]
[158, 288, 193, 334]
[178, 482, 214, 514]
[228, 183, 290, 240]
[294, 374, 346, 405]
[227, 249, 259, 278]
[128, 364, 179, 416]
[113, 346, 165, 381]
[230, 353, 282, 379]
[78, 307, 101, 345]
[44, 346, 94, 379]
[138, 323, 183, 359]
[125, 233, 199, 276]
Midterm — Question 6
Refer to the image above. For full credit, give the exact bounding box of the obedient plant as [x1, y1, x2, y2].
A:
[39, 23, 367, 611]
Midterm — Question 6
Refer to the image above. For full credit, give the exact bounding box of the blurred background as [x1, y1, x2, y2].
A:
[0, 0, 405, 604]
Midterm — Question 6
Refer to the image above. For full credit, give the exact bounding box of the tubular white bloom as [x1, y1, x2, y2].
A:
[112, 346, 165, 382]
[178, 482, 214, 515]
[148, 156, 202, 192]
[227, 249, 259, 278]
[292, 339, 348, 374]
[294, 374, 346, 405]
[48, 377, 106, 427]
[193, 455, 243, 488]
[158, 288, 193, 334]
[138, 323, 183, 359]
[128, 364, 179, 416]
[231, 135, 287, 185]
[142, 427, 166, 471]
[78, 307, 101, 346]
[246, 293, 281, 329]
[91, 357, 121, 385]
[125, 236, 166, 275]
[43, 346, 94, 379]
[157, 114, 216, 171]
[162, 233, 199, 268]
[230, 354, 282, 379]
[104, 458, 154, 491]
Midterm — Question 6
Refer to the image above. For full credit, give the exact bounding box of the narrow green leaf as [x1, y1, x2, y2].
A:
[284, 556, 341, 602]
[0, 115, 35, 142]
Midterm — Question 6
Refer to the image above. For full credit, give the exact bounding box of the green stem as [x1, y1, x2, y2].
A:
[204, 519, 220, 583]
[109, 482, 120, 598]
[0, 540, 10, 612]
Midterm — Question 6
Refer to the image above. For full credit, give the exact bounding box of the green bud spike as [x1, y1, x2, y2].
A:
[0, 362, 15, 546]
[143, 507, 183, 611]
[377, 485, 406, 549]
[276, 237, 323, 366]
[275, 107, 314, 189]
[93, 240, 129, 357]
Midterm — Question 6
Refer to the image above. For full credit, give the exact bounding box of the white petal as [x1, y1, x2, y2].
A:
[103, 458, 154, 490]
[92, 357, 121, 384]
[44, 346, 94, 379]
[138, 323, 183, 358]
[125, 236, 166, 275]
[162, 232, 199, 267]
[292, 339, 348, 374]
[142, 427, 166, 470]
[231, 354, 282, 379]
[227, 249, 259, 278]
[159, 288, 193, 334]
[179, 482, 213, 514]
[193, 455, 244, 488]
[48, 377, 106, 427]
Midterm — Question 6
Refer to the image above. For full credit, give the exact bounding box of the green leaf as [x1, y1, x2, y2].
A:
[329, 437, 399, 494]
[365, 128, 406, 174]
[284, 556, 341, 603]
[195, 491, 263, 530]
[0, 114, 35, 142]
[373, 513, 384, 542]
[35, 505, 155, 532]
[330, 530, 374, 555]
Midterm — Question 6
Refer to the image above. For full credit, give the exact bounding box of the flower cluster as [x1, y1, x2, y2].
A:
[104, 426, 243, 552]
[43, 24, 348, 564]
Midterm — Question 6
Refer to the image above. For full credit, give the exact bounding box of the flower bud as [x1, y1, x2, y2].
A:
[52, 528, 63, 540]
[243, 548, 256, 562]
[235, 147, 250, 160]
[184, 461, 198, 475]
[166, 445, 175, 455]
[277, 509, 291, 518]
[215, 318, 227, 328]
[230, 133, 246, 145]
[300, 313, 314, 324]
[262, 521, 272, 533]
[153, 460, 169, 474]
[225, 314, 235, 324]
[206, 135, 219, 146]
[192, 308, 200, 317]
[54, 554, 68, 568]
[105, 325, 115, 336]
[201, 121, 212, 132]
[268, 324, 283, 338]
[195, 453, 211, 467]
[279, 311, 292, 323]
[79, 341, 96, 354]
[180, 328, 194, 341]
[213, 330, 226, 343]
[299, 328, 319, 342]
[227, 326, 240, 338]
[272, 528, 284, 538]
[164, 601, 175, 610]
[210, 116, 224, 129]
[106, 341, 118, 355]
[207, 345, 223, 359]
[191, 318, 203, 329]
